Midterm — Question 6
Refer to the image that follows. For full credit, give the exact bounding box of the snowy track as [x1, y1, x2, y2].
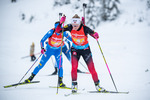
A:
[0, 0, 150, 100]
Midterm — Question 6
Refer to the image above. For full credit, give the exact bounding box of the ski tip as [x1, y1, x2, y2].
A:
[115, 91, 129, 94]
[77, 71, 90, 74]
[85, 72, 90, 74]
[3, 81, 40, 88]
[3, 86, 7, 88]
[124, 91, 129, 94]
[48, 74, 57, 76]
[88, 90, 129, 94]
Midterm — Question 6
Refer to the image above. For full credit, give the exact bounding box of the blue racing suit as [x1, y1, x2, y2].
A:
[53, 39, 71, 68]
[32, 29, 72, 77]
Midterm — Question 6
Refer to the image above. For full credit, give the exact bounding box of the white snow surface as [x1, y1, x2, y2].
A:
[0, 0, 150, 100]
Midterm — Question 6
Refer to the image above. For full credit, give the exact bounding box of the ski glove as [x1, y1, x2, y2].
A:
[41, 48, 46, 54]
[60, 15, 66, 24]
[93, 32, 99, 40]
[55, 24, 62, 33]
[82, 17, 85, 25]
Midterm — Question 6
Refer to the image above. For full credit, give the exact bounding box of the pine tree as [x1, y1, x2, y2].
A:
[53, 0, 120, 29]
[11, 0, 16, 3]
[53, 0, 70, 6]
[147, 0, 150, 9]
[86, 0, 120, 29]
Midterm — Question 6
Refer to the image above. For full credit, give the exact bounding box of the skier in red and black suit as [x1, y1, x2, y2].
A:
[58, 14, 106, 93]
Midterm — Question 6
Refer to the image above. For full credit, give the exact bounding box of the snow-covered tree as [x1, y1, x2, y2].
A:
[53, 0, 120, 29]
[53, 0, 71, 6]
[147, 0, 150, 9]
[86, 0, 120, 29]
[11, 0, 16, 3]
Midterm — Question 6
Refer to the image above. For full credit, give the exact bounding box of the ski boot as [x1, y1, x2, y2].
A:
[95, 81, 106, 92]
[31, 55, 36, 61]
[24, 73, 35, 83]
[59, 77, 66, 87]
[51, 67, 57, 75]
[72, 81, 78, 93]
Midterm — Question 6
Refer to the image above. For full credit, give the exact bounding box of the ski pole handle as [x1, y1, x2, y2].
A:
[83, 3, 87, 8]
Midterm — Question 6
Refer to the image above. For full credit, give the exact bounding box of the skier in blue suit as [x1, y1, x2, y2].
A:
[24, 16, 72, 87]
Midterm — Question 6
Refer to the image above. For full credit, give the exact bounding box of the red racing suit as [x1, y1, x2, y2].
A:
[63, 24, 99, 83]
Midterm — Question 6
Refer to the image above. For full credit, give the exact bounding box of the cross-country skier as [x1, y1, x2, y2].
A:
[56, 14, 106, 92]
[24, 16, 72, 87]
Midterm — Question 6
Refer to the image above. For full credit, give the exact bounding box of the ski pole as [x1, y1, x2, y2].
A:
[16, 54, 42, 88]
[21, 52, 41, 59]
[56, 14, 64, 94]
[82, 3, 118, 91]
[83, 3, 87, 24]
[65, 46, 89, 72]
[96, 39, 118, 92]
[78, 61, 89, 71]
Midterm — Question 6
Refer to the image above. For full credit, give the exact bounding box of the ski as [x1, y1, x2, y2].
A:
[48, 71, 90, 76]
[88, 90, 129, 94]
[49, 86, 72, 90]
[64, 90, 128, 97]
[77, 69, 90, 74]
[80, 72, 90, 74]
[77, 71, 90, 74]
[64, 88, 85, 97]
[4, 81, 40, 88]
[64, 92, 81, 97]
[21, 52, 40, 59]
[48, 72, 90, 76]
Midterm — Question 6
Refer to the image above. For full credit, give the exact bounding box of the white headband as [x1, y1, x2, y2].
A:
[71, 18, 81, 24]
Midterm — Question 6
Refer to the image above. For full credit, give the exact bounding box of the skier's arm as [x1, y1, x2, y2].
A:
[64, 38, 71, 49]
[66, 39, 71, 49]
[84, 25, 94, 35]
[40, 29, 54, 48]
[63, 24, 73, 32]
[84, 26, 99, 39]
[56, 23, 73, 33]
[63, 31, 72, 42]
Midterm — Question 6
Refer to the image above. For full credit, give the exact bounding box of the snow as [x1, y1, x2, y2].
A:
[0, 0, 150, 100]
